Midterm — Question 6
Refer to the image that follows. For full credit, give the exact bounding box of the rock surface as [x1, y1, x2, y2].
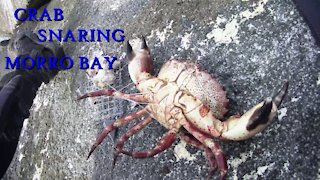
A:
[0, 0, 29, 41]
[1, 0, 320, 179]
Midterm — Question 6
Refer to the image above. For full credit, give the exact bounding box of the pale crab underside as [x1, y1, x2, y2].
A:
[78, 36, 288, 180]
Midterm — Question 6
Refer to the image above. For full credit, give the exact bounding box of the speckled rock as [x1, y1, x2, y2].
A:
[2, 0, 320, 179]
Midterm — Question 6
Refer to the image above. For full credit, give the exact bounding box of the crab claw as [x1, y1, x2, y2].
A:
[221, 80, 289, 141]
[127, 37, 153, 84]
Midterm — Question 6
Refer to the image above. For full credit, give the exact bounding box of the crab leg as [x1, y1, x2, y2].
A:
[77, 89, 148, 103]
[87, 108, 147, 159]
[113, 116, 153, 164]
[171, 107, 227, 180]
[184, 124, 227, 179]
[178, 131, 217, 177]
[177, 131, 205, 148]
[121, 129, 177, 158]
[183, 121, 227, 180]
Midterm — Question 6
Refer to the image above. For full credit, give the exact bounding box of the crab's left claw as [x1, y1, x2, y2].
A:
[221, 80, 288, 141]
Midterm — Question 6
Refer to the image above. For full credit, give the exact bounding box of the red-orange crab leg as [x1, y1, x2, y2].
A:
[77, 89, 148, 103]
[204, 148, 218, 180]
[177, 131, 205, 148]
[87, 108, 147, 159]
[121, 129, 177, 158]
[178, 131, 218, 178]
[113, 116, 153, 165]
[182, 120, 227, 180]
[171, 107, 227, 180]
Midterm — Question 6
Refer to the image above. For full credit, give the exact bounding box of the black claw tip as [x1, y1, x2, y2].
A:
[87, 144, 97, 160]
[273, 80, 289, 107]
[112, 154, 118, 169]
[86, 153, 91, 160]
[126, 41, 133, 55]
[141, 35, 148, 49]
[246, 98, 273, 131]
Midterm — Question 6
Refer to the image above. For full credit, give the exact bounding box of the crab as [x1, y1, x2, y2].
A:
[78, 36, 288, 179]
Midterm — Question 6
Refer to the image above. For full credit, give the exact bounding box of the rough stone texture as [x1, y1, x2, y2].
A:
[1, 0, 320, 179]
[0, 0, 29, 40]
